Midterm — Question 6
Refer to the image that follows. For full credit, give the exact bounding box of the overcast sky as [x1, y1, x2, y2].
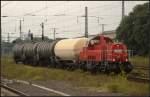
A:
[1, 1, 148, 42]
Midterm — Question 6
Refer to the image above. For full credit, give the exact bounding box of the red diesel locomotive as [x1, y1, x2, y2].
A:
[79, 35, 133, 74]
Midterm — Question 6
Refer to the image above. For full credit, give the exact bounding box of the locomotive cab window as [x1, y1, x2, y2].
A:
[89, 36, 100, 46]
[105, 37, 113, 44]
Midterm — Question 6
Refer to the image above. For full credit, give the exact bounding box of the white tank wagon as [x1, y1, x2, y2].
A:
[54, 38, 88, 62]
[12, 44, 24, 63]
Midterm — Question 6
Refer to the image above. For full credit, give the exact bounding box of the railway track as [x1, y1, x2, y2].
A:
[127, 65, 149, 83]
[1, 83, 29, 96]
[1, 78, 71, 96]
[127, 76, 149, 83]
[134, 66, 150, 70]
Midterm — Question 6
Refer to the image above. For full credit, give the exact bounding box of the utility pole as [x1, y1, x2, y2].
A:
[50, 28, 58, 40]
[19, 20, 22, 39]
[122, 0, 125, 20]
[53, 28, 56, 40]
[0, 26, 2, 42]
[122, 0, 125, 42]
[7, 33, 10, 43]
[99, 24, 106, 34]
[2, 33, 15, 43]
[28, 29, 33, 41]
[41, 22, 44, 40]
[19, 19, 24, 40]
[85, 6, 88, 38]
[102, 24, 104, 34]
[96, 16, 103, 34]
[28, 29, 31, 35]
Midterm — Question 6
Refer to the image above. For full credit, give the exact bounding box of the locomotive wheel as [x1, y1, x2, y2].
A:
[51, 58, 56, 68]
[86, 61, 92, 71]
[105, 64, 111, 75]
[79, 62, 86, 71]
[90, 62, 97, 74]
[80, 62, 86, 71]
[123, 62, 133, 74]
[56, 62, 64, 69]
[15, 61, 18, 64]
[112, 64, 121, 74]
[67, 65, 74, 71]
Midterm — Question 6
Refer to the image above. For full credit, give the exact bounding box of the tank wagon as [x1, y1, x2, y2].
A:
[54, 38, 88, 68]
[22, 42, 35, 64]
[34, 41, 58, 66]
[12, 43, 24, 63]
[12, 35, 133, 74]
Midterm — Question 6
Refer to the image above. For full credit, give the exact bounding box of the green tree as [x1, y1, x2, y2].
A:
[116, 2, 149, 55]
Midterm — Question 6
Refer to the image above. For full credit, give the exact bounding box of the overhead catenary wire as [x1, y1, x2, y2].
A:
[1, 1, 13, 8]
[2, 1, 145, 40]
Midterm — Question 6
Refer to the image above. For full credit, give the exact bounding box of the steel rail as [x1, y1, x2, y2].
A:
[1, 78, 71, 96]
[134, 66, 150, 70]
[0, 83, 29, 96]
[127, 76, 149, 83]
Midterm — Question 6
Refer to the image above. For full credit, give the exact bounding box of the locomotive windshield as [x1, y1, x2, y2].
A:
[114, 49, 123, 53]
[86, 35, 100, 46]
[112, 44, 126, 53]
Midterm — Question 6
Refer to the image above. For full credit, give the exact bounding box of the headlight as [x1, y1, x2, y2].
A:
[112, 58, 115, 62]
[125, 58, 128, 62]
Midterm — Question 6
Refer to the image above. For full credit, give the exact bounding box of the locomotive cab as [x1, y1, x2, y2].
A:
[108, 43, 133, 73]
[109, 43, 128, 62]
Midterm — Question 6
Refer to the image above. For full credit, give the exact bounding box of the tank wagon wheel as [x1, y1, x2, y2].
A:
[79, 61, 85, 71]
[82, 61, 89, 71]
[50, 57, 56, 68]
[85, 61, 96, 74]
[15, 60, 18, 64]
[66, 66, 71, 71]
[39, 60, 47, 67]
[61, 62, 68, 69]
[68, 64, 76, 71]
[32, 54, 39, 66]
[22, 54, 26, 64]
[55, 61, 62, 69]
[82, 61, 88, 71]
[14, 58, 18, 64]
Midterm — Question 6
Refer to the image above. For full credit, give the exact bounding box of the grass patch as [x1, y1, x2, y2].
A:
[1, 56, 149, 96]
[130, 56, 149, 77]
[105, 75, 149, 96]
[130, 56, 149, 67]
